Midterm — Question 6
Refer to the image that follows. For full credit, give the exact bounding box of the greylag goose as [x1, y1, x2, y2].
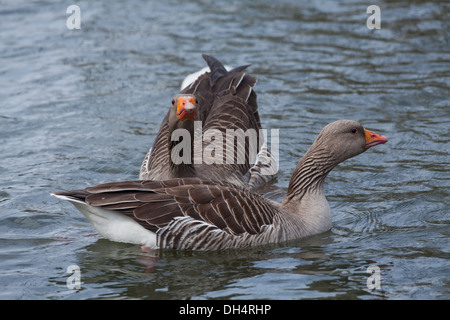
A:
[52, 120, 387, 250]
[140, 55, 277, 189]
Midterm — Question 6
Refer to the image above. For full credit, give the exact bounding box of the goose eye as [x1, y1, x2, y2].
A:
[351, 128, 357, 134]
[172, 98, 176, 105]
[195, 99, 198, 104]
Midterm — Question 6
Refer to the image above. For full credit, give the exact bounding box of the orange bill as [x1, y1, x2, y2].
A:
[364, 129, 388, 149]
[176, 96, 197, 121]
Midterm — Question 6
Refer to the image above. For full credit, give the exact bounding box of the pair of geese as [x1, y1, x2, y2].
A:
[52, 55, 388, 251]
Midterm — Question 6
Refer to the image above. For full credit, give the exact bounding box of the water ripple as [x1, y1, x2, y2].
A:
[0, 0, 448, 300]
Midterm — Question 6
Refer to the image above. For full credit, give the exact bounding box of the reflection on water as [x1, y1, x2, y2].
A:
[0, 0, 449, 300]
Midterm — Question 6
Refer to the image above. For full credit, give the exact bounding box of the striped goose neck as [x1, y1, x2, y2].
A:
[283, 146, 337, 203]
[168, 120, 197, 178]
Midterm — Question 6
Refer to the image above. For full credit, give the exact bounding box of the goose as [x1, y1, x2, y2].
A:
[52, 120, 387, 250]
[139, 54, 277, 188]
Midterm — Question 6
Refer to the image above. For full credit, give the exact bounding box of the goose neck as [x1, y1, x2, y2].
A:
[283, 146, 337, 205]
[168, 120, 196, 178]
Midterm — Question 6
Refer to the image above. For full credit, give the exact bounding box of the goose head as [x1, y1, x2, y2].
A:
[310, 120, 388, 164]
[168, 94, 198, 130]
[284, 119, 388, 207]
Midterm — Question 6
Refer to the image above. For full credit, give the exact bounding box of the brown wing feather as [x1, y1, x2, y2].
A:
[134, 201, 181, 227]
[62, 179, 277, 239]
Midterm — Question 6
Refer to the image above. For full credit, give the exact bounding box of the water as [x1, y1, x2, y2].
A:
[0, 0, 449, 300]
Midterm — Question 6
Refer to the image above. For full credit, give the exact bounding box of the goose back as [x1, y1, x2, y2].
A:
[140, 55, 274, 188]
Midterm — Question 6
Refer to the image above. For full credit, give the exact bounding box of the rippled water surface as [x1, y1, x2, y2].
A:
[1, 0, 449, 300]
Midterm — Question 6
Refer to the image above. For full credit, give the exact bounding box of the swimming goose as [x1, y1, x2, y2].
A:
[139, 54, 277, 188]
[52, 120, 387, 250]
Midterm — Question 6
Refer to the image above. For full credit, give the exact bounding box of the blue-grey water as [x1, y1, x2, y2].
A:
[0, 0, 449, 300]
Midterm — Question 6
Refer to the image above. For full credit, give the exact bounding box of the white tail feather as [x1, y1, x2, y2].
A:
[51, 193, 157, 248]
